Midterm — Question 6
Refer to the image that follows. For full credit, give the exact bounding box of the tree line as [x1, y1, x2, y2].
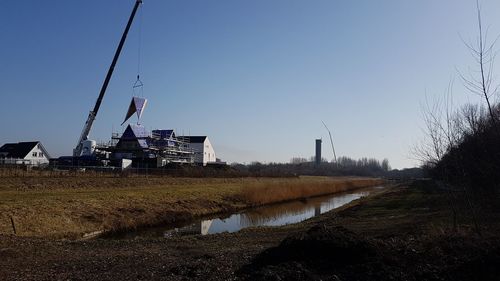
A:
[229, 156, 397, 178]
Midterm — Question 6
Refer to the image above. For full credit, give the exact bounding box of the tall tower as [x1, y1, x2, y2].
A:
[315, 139, 322, 165]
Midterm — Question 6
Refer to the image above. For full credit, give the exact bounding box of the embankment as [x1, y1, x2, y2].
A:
[0, 176, 384, 238]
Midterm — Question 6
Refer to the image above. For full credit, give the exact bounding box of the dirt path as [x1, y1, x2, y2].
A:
[1, 181, 499, 281]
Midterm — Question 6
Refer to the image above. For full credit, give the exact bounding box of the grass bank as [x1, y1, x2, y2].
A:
[0, 176, 383, 238]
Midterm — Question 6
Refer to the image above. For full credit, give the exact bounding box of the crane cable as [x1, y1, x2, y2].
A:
[133, 4, 144, 97]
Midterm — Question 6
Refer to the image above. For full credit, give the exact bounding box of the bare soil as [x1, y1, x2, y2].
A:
[1, 180, 499, 281]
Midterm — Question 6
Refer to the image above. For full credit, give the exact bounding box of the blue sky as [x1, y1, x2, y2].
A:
[1, 0, 500, 168]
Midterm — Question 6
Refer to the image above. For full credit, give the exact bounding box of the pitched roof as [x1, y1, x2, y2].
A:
[0, 141, 40, 158]
[118, 124, 149, 149]
[182, 136, 207, 143]
[121, 124, 149, 140]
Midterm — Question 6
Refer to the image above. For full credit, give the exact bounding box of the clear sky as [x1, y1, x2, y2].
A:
[1, 0, 500, 169]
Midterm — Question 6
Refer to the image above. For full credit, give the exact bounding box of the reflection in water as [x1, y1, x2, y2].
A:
[315, 206, 321, 217]
[164, 220, 213, 237]
[239, 192, 369, 227]
[162, 187, 380, 238]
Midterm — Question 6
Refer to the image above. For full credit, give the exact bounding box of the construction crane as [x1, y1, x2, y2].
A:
[321, 121, 337, 163]
[73, 0, 143, 157]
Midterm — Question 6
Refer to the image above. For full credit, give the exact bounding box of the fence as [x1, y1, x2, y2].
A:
[0, 163, 238, 178]
[0, 158, 32, 165]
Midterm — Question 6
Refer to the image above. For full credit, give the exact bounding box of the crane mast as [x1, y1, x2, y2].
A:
[73, 0, 143, 157]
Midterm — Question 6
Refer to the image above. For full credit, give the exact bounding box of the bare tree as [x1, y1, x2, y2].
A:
[414, 90, 486, 235]
[290, 157, 308, 164]
[381, 159, 391, 172]
[458, 103, 488, 136]
[458, 0, 499, 121]
[412, 1, 500, 236]
[412, 82, 458, 166]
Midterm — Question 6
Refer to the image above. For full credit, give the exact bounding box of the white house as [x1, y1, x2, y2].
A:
[182, 136, 216, 166]
[0, 141, 50, 166]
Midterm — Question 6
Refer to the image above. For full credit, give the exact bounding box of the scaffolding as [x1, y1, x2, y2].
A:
[104, 127, 194, 166]
[148, 130, 194, 164]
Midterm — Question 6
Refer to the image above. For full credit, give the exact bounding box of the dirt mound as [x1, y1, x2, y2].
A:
[239, 224, 395, 281]
[255, 224, 376, 265]
[448, 246, 500, 281]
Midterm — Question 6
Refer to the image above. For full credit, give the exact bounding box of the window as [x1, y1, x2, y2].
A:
[39, 152, 44, 158]
[32, 152, 37, 157]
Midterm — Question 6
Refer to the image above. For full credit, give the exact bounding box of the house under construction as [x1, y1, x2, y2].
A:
[108, 124, 194, 166]
[92, 96, 197, 167]
[67, 1, 220, 169]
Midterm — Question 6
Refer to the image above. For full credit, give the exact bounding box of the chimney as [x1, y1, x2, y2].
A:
[315, 139, 322, 165]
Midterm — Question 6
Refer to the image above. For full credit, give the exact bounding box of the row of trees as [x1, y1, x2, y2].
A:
[230, 156, 393, 178]
[289, 156, 390, 171]
[416, 1, 500, 196]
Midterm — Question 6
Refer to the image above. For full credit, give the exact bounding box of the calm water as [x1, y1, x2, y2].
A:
[113, 186, 384, 239]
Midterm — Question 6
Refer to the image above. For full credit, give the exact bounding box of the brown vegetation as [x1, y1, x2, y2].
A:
[240, 176, 384, 205]
[1, 180, 499, 280]
[0, 175, 383, 238]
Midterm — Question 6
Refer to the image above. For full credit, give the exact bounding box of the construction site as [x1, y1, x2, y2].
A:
[46, 0, 221, 170]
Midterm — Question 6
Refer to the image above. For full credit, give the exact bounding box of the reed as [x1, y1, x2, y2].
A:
[240, 177, 384, 205]
[0, 176, 384, 238]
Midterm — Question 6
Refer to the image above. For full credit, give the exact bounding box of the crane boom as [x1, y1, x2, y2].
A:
[321, 121, 337, 163]
[74, 0, 143, 157]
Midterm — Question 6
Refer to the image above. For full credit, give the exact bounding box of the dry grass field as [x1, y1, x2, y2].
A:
[0, 175, 383, 238]
[2, 180, 498, 281]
